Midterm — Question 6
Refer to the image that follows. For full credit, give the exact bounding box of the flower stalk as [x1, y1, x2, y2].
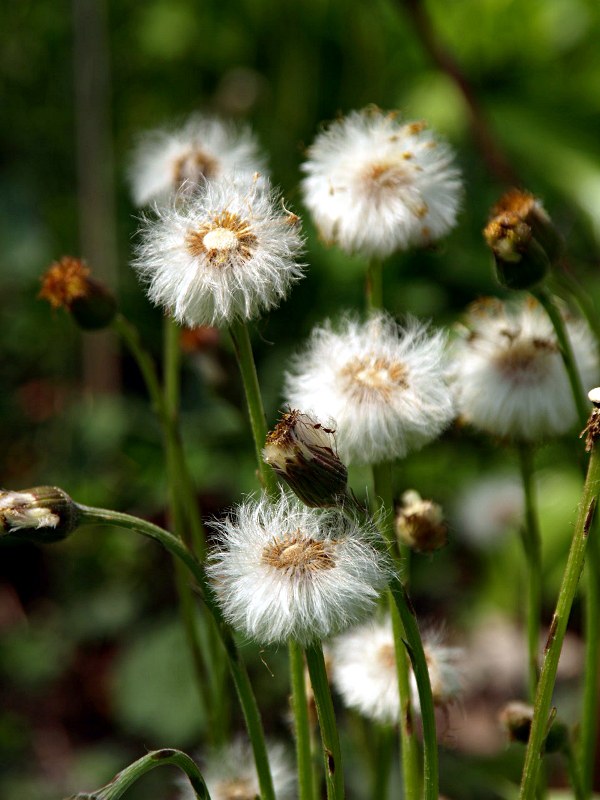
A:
[289, 641, 316, 800]
[519, 407, 600, 798]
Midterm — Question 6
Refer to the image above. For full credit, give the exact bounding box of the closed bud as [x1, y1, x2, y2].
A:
[499, 701, 568, 753]
[0, 486, 80, 543]
[484, 189, 561, 290]
[395, 490, 447, 553]
[263, 410, 348, 507]
[39, 256, 117, 330]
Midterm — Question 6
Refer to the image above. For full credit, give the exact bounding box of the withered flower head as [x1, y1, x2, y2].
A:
[0, 486, 80, 543]
[484, 189, 562, 290]
[263, 410, 347, 507]
[395, 489, 447, 553]
[39, 257, 116, 330]
[499, 700, 567, 753]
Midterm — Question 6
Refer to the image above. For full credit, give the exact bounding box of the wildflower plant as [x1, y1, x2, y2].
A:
[7, 58, 600, 800]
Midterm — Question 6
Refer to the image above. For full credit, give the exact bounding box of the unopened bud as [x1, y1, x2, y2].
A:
[395, 490, 447, 553]
[0, 486, 80, 543]
[39, 257, 116, 330]
[263, 410, 347, 507]
[484, 190, 561, 290]
[499, 701, 568, 753]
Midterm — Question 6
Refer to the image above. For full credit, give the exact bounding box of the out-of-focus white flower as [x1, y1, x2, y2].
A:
[454, 474, 524, 549]
[206, 490, 390, 646]
[452, 297, 598, 441]
[129, 114, 266, 206]
[285, 312, 454, 465]
[396, 489, 448, 553]
[331, 618, 461, 723]
[132, 176, 304, 328]
[301, 107, 462, 257]
[176, 739, 295, 800]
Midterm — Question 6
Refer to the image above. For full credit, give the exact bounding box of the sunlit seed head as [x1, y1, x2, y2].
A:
[185, 211, 257, 265]
[339, 355, 408, 402]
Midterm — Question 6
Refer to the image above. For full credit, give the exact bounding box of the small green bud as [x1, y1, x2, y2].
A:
[0, 486, 80, 543]
[263, 410, 348, 508]
[39, 256, 116, 331]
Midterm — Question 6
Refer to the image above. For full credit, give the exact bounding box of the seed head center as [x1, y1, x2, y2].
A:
[173, 148, 217, 188]
[340, 355, 408, 401]
[377, 642, 396, 670]
[496, 337, 556, 384]
[217, 777, 255, 800]
[262, 530, 335, 574]
[185, 211, 257, 265]
[361, 160, 411, 200]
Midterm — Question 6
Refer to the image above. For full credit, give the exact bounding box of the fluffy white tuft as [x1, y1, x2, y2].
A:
[284, 312, 455, 465]
[132, 176, 305, 328]
[129, 114, 267, 207]
[176, 739, 295, 800]
[301, 107, 462, 257]
[332, 618, 462, 723]
[206, 490, 390, 646]
[0, 491, 59, 531]
[452, 298, 599, 441]
[454, 474, 524, 549]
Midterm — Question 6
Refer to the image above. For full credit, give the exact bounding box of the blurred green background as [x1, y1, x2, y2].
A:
[2, 0, 600, 797]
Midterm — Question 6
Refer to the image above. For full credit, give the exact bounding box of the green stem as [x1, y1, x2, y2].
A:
[581, 527, 600, 798]
[519, 425, 600, 799]
[112, 313, 206, 558]
[517, 442, 542, 702]
[70, 749, 210, 800]
[533, 287, 588, 429]
[562, 738, 586, 800]
[371, 462, 428, 800]
[305, 642, 344, 800]
[371, 724, 395, 800]
[289, 641, 315, 800]
[366, 258, 384, 311]
[77, 505, 276, 800]
[229, 318, 278, 495]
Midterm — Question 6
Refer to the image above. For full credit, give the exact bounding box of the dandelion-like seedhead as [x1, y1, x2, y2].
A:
[301, 107, 462, 257]
[285, 312, 455, 465]
[176, 739, 295, 800]
[129, 114, 267, 207]
[207, 491, 390, 646]
[332, 618, 462, 723]
[132, 176, 305, 328]
[454, 474, 524, 549]
[452, 297, 599, 441]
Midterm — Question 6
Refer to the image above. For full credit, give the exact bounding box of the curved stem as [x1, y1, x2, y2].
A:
[519, 429, 600, 798]
[289, 641, 315, 800]
[305, 642, 344, 800]
[532, 287, 588, 429]
[76, 505, 276, 800]
[517, 442, 542, 701]
[228, 318, 278, 496]
[68, 748, 210, 800]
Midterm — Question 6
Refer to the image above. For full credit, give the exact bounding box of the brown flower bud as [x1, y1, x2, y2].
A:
[39, 257, 116, 330]
[0, 486, 80, 543]
[395, 490, 447, 553]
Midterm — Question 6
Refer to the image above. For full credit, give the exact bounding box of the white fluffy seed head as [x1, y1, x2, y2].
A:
[454, 474, 524, 550]
[331, 618, 462, 723]
[129, 114, 267, 207]
[284, 312, 455, 465]
[176, 739, 295, 800]
[452, 297, 599, 441]
[301, 107, 462, 257]
[206, 490, 390, 646]
[132, 176, 305, 328]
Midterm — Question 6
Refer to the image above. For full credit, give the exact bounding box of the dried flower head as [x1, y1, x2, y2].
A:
[452, 297, 598, 441]
[301, 107, 462, 257]
[396, 490, 447, 553]
[39, 257, 116, 330]
[129, 114, 267, 206]
[176, 739, 295, 800]
[132, 176, 304, 328]
[499, 701, 567, 753]
[0, 487, 80, 543]
[332, 617, 461, 723]
[285, 312, 455, 465]
[207, 491, 390, 645]
[263, 410, 348, 507]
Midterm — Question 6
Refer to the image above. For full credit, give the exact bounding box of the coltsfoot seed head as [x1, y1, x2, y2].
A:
[301, 107, 462, 257]
[206, 491, 390, 646]
[132, 176, 305, 328]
